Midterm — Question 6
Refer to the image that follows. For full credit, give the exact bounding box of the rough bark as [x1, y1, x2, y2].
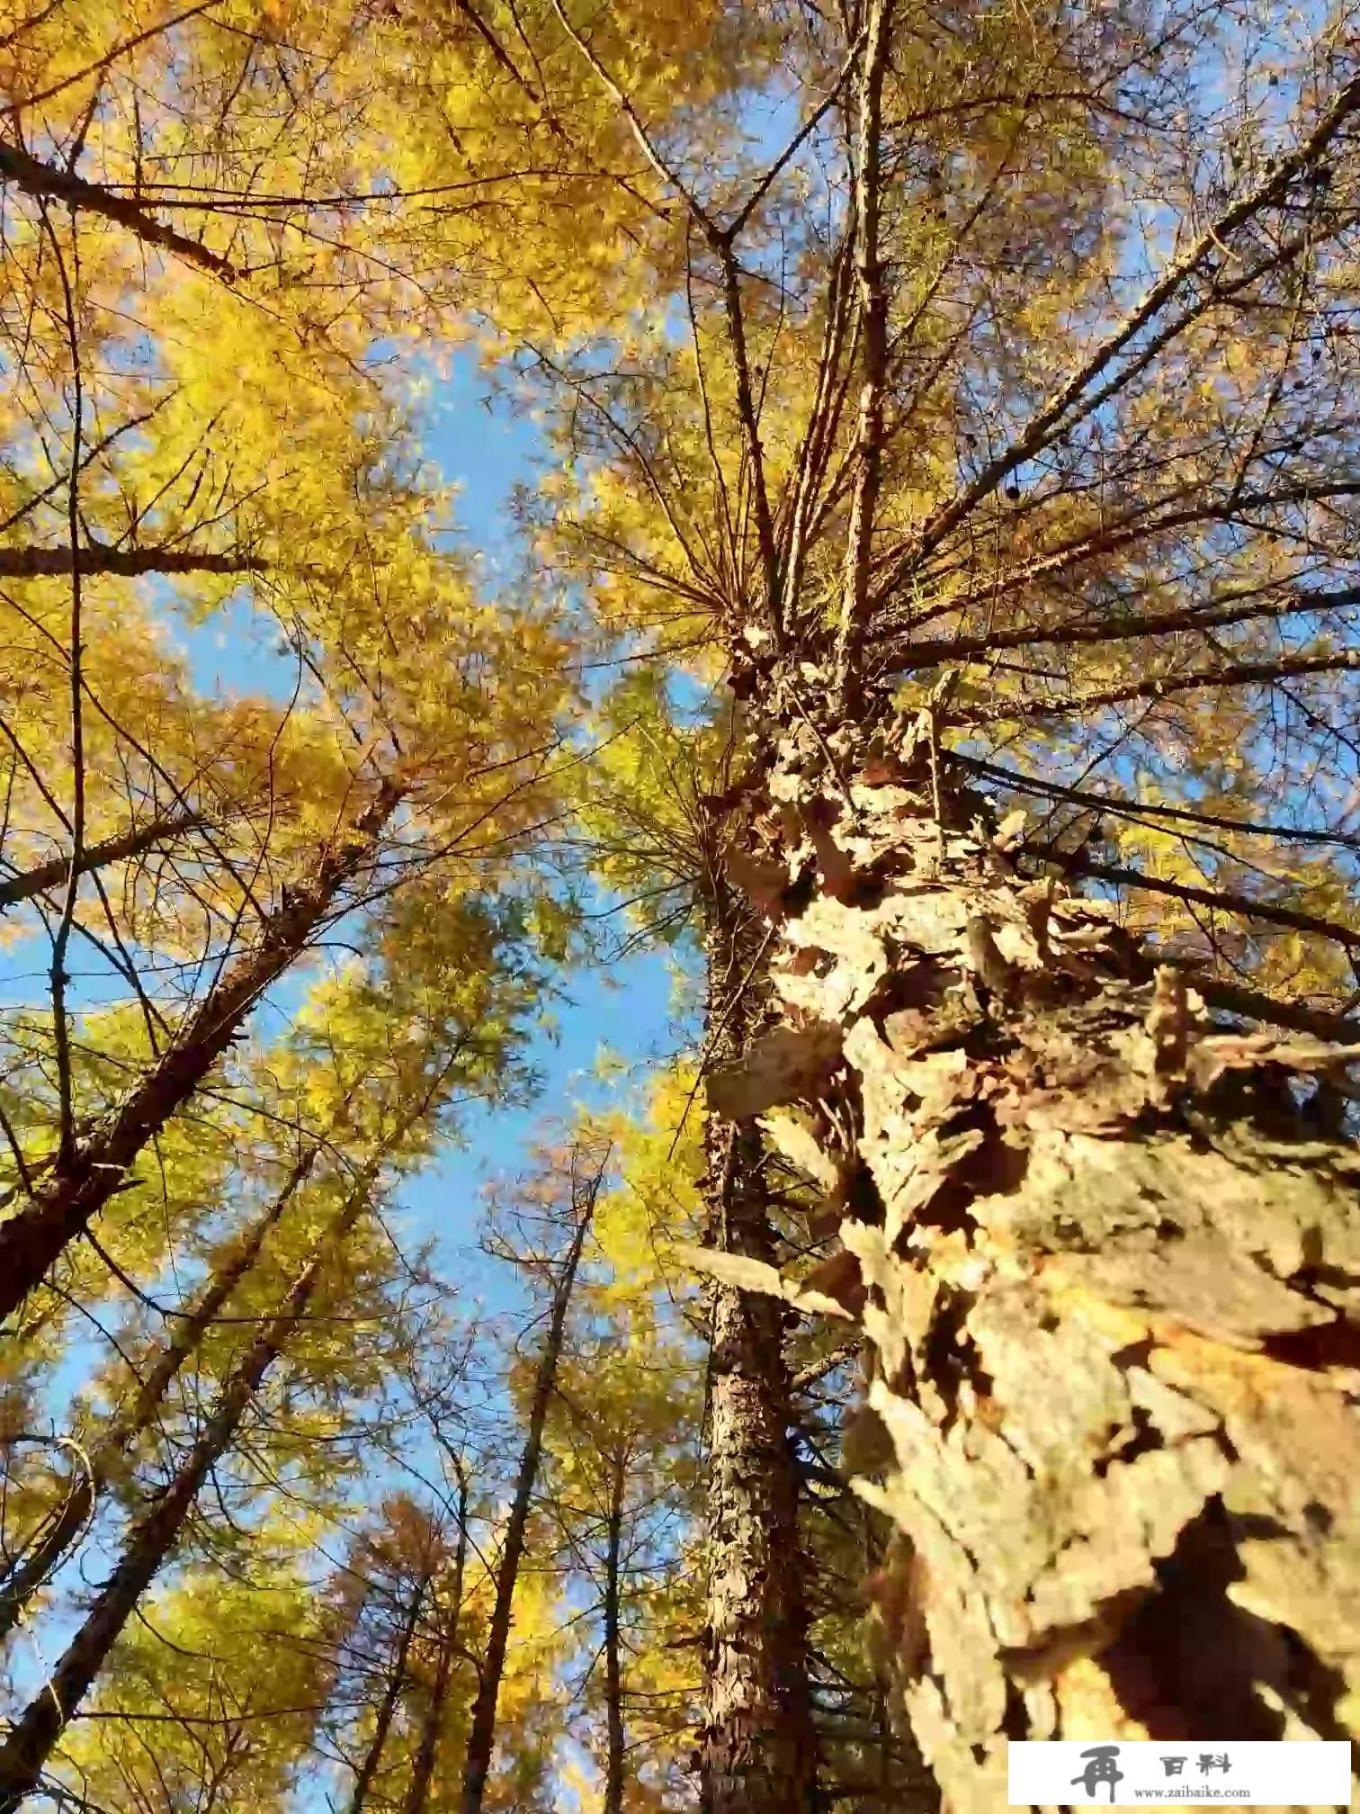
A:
[833, 0, 893, 710]
[0, 810, 204, 912]
[0, 1145, 319, 1645]
[459, 1189, 593, 1814]
[0, 1167, 375, 1808]
[0, 544, 263, 580]
[0, 779, 401, 1325]
[700, 699, 1360, 1811]
[402, 1468, 468, 1814]
[697, 901, 819, 1814]
[348, 1569, 430, 1814]
[603, 1444, 626, 1814]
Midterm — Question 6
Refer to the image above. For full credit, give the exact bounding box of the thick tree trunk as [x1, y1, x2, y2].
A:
[460, 1196, 592, 1814]
[602, 1444, 626, 1814]
[348, 1570, 430, 1814]
[0, 1145, 319, 1644]
[704, 706, 1360, 1811]
[0, 780, 400, 1325]
[0, 1171, 374, 1807]
[698, 900, 819, 1814]
[0, 810, 204, 911]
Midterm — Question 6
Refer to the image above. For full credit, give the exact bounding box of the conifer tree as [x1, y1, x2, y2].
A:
[4, 4, 1360, 1809]
[460, 1141, 605, 1814]
[531, 1, 1360, 1798]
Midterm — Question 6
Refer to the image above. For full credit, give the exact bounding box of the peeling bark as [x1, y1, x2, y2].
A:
[700, 700, 1360, 1809]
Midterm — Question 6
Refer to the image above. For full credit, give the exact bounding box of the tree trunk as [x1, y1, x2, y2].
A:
[0, 810, 204, 911]
[698, 898, 819, 1814]
[460, 1195, 593, 1814]
[832, 0, 893, 712]
[602, 1444, 626, 1814]
[348, 1569, 430, 1814]
[403, 1468, 468, 1814]
[0, 1145, 320, 1644]
[0, 1168, 376, 1808]
[703, 707, 1360, 1811]
[0, 545, 263, 580]
[0, 779, 400, 1325]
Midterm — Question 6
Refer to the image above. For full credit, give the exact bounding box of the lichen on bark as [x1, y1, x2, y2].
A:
[696, 697, 1360, 1811]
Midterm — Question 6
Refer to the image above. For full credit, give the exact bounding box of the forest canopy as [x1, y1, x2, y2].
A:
[2, 1, 1360, 1810]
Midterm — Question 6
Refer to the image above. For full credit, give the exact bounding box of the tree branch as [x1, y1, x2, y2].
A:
[881, 579, 1360, 673]
[0, 809, 206, 911]
[953, 648, 1360, 724]
[1025, 841, 1360, 952]
[881, 67, 1360, 585]
[0, 139, 237, 278]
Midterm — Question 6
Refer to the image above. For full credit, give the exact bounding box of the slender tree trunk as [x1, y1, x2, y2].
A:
[0, 1146, 320, 1644]
[0, 1169, 376, 1807]
[833, 0, 893, 712]
[0, 810, 204, 911]
[698, 895, 819, 1814]
[460, 1190, 594, 1814]
[602, 1444, 626, 1814]
[403, 1468, 469, 1814]
[0, 779, 401, 1324]
[705, 707, 1360, 1811]
[348, 1570, 431, 1814]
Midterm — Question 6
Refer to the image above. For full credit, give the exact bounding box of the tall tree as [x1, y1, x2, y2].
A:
[528, 0, 1360, 1799]
[347, 1548, 432, 1814]
[325, 1490, 473, 1814]
[696, 912, 819, 1814]
[0, 1141, 322, 1644]
[0, 1146, 396, 1807]
[403, 1461, 470, 1814]
[0, 901, 532, 1802]
[460, 1141, 605, 1814]
[566, 659, 821, 1810]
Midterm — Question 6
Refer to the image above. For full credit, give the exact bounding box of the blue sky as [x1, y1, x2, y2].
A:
[0, 351, 693, 1763]
[160, 343, 693, 1301]
[377, 352, 691, 1289]
[0, 341, 691, 1433]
